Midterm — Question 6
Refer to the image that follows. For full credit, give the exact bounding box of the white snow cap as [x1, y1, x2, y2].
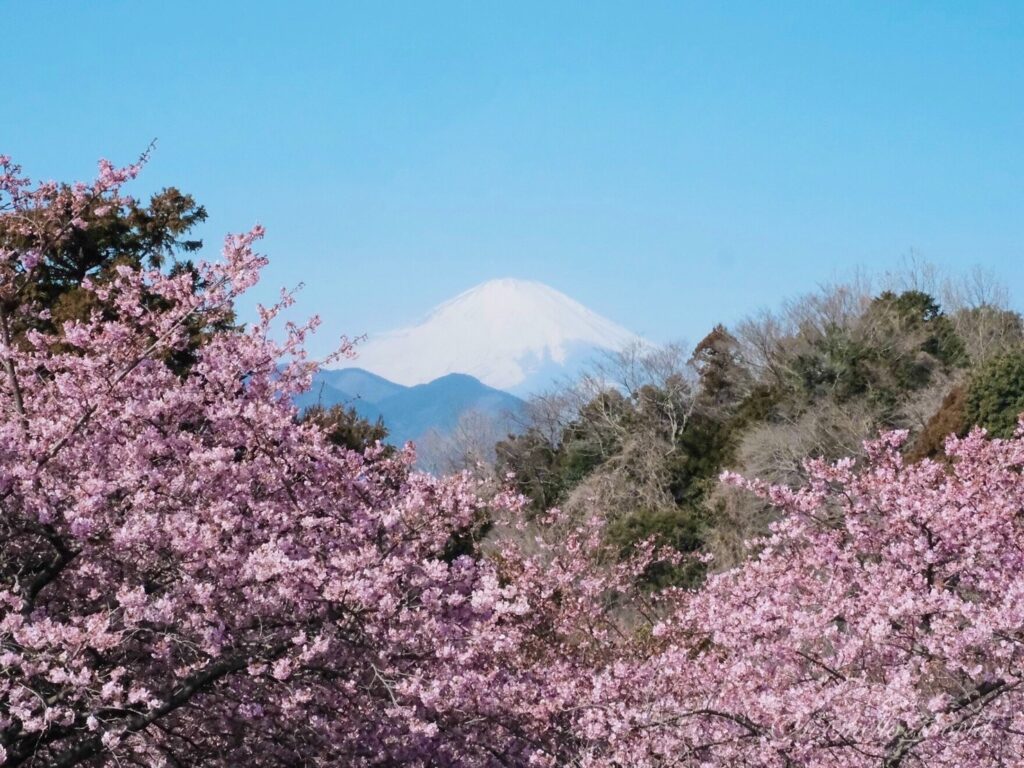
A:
[344, 278, 641, 390]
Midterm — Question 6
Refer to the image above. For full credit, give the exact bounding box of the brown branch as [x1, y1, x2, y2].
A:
[0, 305, 27, 435]
[8, 641, 289, 768]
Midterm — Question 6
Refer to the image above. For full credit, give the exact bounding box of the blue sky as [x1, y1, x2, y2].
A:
[4, 1, 1022, 357]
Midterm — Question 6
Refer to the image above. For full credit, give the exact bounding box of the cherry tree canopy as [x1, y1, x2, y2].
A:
[575, 430, 1024, 767]
[0, 156, 612, 767]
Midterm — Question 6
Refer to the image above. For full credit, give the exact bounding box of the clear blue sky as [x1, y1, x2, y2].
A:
[4, 1, 1022, 356]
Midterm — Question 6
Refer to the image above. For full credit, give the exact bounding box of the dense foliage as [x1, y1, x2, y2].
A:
[301, 402, 392, 453]
[964, 350, 1024, 438]
[497, 274, 1024, 581]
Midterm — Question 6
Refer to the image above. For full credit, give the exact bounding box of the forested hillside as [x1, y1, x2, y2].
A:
[496, 275, 1024, 583]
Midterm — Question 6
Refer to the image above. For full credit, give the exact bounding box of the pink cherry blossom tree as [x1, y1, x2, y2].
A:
[0, 156, 641, 767]
[574, 429, 1024, 766]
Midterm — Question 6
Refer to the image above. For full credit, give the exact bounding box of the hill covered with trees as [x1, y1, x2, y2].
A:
[495, 273, 1024, 584]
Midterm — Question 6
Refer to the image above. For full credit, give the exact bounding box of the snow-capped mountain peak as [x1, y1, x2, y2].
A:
[343, 278, 641, 392]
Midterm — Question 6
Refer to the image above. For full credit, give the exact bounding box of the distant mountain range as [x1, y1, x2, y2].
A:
[296, 278, 641, 456]
[295, 367, 525, 447]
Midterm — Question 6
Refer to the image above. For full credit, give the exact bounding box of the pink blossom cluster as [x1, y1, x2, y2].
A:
[569, 431, 1024, 766]
[0, 154, 142, 290]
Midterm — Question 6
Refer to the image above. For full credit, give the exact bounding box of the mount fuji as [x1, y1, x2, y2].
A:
[341, 278, 641, 395]
[300, 279, 642, 457]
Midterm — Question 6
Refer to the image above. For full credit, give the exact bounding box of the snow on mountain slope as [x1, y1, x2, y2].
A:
[342, 279, 641, 392]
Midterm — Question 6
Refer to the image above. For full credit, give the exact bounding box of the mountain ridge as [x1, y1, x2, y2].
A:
[295, 367, 524, 448]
